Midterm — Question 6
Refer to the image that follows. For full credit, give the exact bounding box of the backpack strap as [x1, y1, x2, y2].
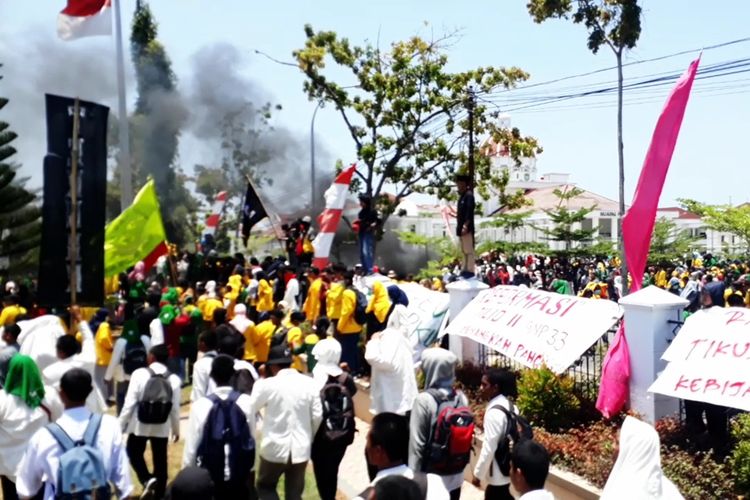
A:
[82, 413, 103, 446]
[227, 390, 241, 405]
[47, 423, 76, 452]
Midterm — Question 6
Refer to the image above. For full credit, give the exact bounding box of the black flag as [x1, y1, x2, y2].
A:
[240, 182, 268, 245]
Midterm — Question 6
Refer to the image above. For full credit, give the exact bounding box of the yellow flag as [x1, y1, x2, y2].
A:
[104, 180, 167, 277]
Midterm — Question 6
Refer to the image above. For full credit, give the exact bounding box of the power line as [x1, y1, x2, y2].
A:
[478, 36, 750, 96]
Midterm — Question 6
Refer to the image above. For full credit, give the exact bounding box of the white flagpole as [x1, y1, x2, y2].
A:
[113, 0, 133, 210]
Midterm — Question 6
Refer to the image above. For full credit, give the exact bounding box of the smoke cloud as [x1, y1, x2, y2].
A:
[1, 32, 331, 217]
[0, 29, 126, 186]
[184, 43, 333, 216]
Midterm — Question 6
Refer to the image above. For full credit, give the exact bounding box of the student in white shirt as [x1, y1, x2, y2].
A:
[0, 355, 62, 500]
[119, 344, 181, 499]
[42, 314, 105, 415]
[104, 319, 152, 415]
[182, 354, 256, 499]
[472, 368, 520, 500]
[249, 344, 322, 500]
[16, 368, 133, 500]
[355, 412, 449, 500]
[509, 440, 555, 500]
[190, 330, 218, 403]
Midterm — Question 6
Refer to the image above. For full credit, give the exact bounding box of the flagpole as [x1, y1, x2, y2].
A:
[70, 98, 81, 306]
[113, 0, 133, 210]
[244, 174, 286, 254]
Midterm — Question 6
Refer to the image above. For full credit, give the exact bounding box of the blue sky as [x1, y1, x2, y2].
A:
[2, 0, 749, 207]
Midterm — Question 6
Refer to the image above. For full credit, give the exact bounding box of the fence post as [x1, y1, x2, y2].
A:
[619, 285, 688, 424]
[446, 278, 489, 364]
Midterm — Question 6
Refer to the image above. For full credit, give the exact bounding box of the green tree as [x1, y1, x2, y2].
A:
[481, 210, 534, 242]
[680, 199, 750, 254]
[396, 231, 461, 279]
[648, 217, 700, 266]
[527, 0, 642, 286]
[293, 26, 540, 235]
[127, 1, 199, 247]
[537, 186, 597, 255]
[0, 68, 42, 276]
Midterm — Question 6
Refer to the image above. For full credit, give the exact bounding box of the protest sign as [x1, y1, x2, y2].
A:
[444, 285, 622, 373]
[649, 306, 750, 411]
[400, 283, 450, 361]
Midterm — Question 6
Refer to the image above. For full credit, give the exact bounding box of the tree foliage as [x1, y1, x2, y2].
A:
[648, 217, 700, 266]
[537, 186, 598, 254]
[127, 1, 198, 247]
[527, 0, 642, 55]
[0, 66, 42, 276]
[680, 199, 750, 254]
[293, 26, 541, 228]
[396, 230, 461, 279]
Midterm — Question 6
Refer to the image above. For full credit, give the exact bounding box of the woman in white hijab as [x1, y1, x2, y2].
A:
[311, 337, 345, 388]
[601, 416, 684, 499]
[364, 302, 418, 417]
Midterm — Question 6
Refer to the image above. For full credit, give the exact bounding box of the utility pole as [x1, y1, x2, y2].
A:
[467, 87, 476, 183]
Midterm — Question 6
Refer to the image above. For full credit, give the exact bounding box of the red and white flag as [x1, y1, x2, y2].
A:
[58, 0, 113, 41]
[312, 164, 357, 270]
[204, 191, 228, 237]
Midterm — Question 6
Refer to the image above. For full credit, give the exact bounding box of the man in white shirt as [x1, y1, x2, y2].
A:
[355, 412, 449, 500]
[16, 368, 133, 500]
[472, 369, 519, 500]
[249, 344, 322, 500]
[42, 314, 105, 414]
[104, 320, 152, 415]
[119, 344, 181, 499]
[182, 354, 256, 499]
[190, 330, 218, 403]
[509, 440, 555, 500]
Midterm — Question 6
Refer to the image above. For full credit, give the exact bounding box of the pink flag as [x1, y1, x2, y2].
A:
[596, 57, 700, 418]
[623, 57, 701, 292]
[312, 165, 356, 270]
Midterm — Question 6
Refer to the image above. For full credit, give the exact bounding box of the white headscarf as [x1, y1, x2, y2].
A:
[601, 416, 684, 500]
[230, 304, 253, 335]
[311, 337, 343, 387]
[386, 303, 410, 338]
[205, 280, 217, 298]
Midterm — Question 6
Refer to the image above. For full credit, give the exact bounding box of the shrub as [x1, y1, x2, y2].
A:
[730, 413, 750, 496]
[516, 366, 580, 431]
[534, 420, 619, 488]
[662, 446, 735, 500]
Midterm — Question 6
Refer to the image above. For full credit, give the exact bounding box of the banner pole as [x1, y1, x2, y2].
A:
[70, 98, 81, 306]
[244, 174, 286, 254]
[113, 0, 133, 210]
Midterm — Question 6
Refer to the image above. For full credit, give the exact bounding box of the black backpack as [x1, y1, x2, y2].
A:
[319, 373, 356, 445]
[269, 326, 288, 348]
[352, 289, 368, 325]
[493, 405, 533, 476]
[197, 391, 255, 485]
[123, 337, 148, 375]
[137, 369, 174, 424]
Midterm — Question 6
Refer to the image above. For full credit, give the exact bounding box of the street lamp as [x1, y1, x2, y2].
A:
[310, 101, 324, 212]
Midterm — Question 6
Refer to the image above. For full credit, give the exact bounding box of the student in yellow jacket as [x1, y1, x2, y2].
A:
[256, 272, 275, 313]
[338, 272, 363, 375]
[326, 279, 344, 329]
[303, 268, 323, 324]
[366, 280, 391, 338]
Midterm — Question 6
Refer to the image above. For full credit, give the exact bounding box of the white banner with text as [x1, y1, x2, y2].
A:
[444, 285, 622, 373]
[649, 306, 750, 411]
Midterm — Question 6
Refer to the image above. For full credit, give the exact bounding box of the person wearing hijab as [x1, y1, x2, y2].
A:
[601, 416, 684, 500]
[303, 268, 323, 324]
[408, 347, 468, 498]
[0, 355, 61, 500]
[256, 272, 275, 314]
[366, 281, 391, 339]
[310, 337, 357, 500]
[104, 319, 152, 415]
[365, 300, 418, 416]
